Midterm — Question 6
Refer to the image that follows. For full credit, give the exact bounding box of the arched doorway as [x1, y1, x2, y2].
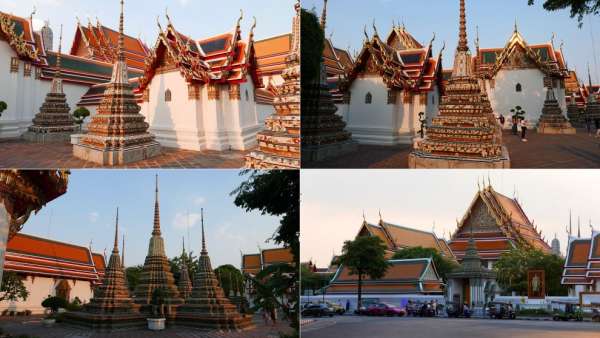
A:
[55, 279, 71, 301]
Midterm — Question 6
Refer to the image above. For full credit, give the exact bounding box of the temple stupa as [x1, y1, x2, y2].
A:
[176, 209, 254, 330]
[409, 0, 510, 169]
[133, 175, 184, 320]
[566, 95, 582, 127]
[245, 1, 300, 169]
[301, 0, 357, 164]
[537, 87, 576, 134]
[178, 238, 193, 300]
[23, 25, 76, 143]
[73, 0, 160, 165]
[64, 209, 146, 331]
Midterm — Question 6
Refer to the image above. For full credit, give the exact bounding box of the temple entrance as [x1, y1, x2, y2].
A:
[462, 279, 470, 305]
[56, 279, 71, 301]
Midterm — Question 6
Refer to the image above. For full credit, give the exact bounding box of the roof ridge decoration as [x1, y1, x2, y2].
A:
[0, 12, 39, 61]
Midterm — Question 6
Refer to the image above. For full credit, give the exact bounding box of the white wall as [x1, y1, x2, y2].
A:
[0, 276, 94, 314]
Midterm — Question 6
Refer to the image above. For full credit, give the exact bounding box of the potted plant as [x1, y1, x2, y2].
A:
[0, 101, 6, 118]
[41, 296, 67, 326]
[147, 288, 166, 331]
[72, 107, 90, 132]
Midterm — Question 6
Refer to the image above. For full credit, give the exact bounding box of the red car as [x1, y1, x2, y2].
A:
[365, 303, 406, 317]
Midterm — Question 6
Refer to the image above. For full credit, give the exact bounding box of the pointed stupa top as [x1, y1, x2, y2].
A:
[113, 208, 120, 255]
[153, 174, 161, 236]
[320, 0, 328, 31]
[201, 208, 207, 255]
[50, 24, 64, 93]
[451, 0, 474, 78]
[111, 0, 128, 84]
[121, 234, 125, 267]
[447, 228, 496, 279]
[457, 0, 468, 52]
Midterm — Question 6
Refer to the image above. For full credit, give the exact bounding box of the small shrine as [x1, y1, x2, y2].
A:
[409, 0, 510, 169]
[586, 90, 600, 121]
[566, 95, 583, 127]
[73, 0, 160, 165]
[537, 87, 576, 134]
[22, 25, 76, 143]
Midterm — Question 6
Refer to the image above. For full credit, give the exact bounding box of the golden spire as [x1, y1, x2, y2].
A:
[201, 208, 207, 254]
[118, 0, 125, 62]
[457, 0, 468, 52]
[320, 0, 328, 31]
[113, 208, 119, 254]
[153, 174, 161, 236]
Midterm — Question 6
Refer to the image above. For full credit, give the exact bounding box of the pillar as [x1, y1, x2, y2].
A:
[0, 201, 9, 282]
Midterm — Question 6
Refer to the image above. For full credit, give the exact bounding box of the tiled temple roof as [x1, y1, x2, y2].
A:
[561, 234, 600, 285]
[241, 247, 294, 275]
[5, 233, 105, 284]
[254, 33, 291, 77]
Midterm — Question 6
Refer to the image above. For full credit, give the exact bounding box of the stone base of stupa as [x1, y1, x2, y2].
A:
[22, 129, 75, 143]
[537, 123, 576, 135]
[245, 151, 300, 169]
[408, 146, 511, 169]
[63, 311, 147, 332]
[73, 141, 161, 165]
[175, 311, 255, 331]
[301, 140, 358, 164]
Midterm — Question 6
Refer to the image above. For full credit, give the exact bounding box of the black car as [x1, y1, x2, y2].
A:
[486, 302, 515, 319]
[302, 304, 334, 318]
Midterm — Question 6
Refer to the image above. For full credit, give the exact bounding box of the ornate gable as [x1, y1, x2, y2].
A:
[459, 197, 503, 235]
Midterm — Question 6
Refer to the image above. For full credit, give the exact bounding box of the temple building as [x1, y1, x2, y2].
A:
[473, 26, 570, 125]
[448, 183, 552, 269]
[1, 233, 105, 314]
[561, 231, 600, 299]
[241, 247, 294, 276]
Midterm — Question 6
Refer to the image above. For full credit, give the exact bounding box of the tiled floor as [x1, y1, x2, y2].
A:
[0, 315, 292, 338]
[304, 129, 600, 168]
[0, 139, 247, 169]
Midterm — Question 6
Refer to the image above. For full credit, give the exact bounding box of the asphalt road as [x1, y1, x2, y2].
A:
[301, 315, 600, 338]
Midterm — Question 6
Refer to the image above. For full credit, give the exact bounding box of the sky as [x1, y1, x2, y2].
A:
[21, 170, 283, 269]
[301, 170, 600, 267]
[304, 0, 600, 85]
[0, 0, 295, 50]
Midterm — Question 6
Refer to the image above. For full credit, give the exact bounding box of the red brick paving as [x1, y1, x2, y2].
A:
[0, 315, 292, 337]
[305, 129, 600, 169]
[0, 139, 247, 169]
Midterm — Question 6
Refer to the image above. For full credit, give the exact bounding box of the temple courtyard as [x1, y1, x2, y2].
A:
[0, 139, 247, 168]
[0, 315, 291, 338]
[301, 316, 600, 338]
[304, 130, 600, 168]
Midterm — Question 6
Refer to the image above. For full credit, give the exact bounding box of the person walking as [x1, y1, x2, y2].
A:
[595, 118, 600, 138]
[520, 119, 528, 142]
[499, 115, 505, 129]
[511, 116, 518, 135]
[586, 116, 592, 136]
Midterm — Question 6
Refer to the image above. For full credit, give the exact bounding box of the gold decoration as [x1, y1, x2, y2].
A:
[207, 84, 220, 100]
[187, 84, 200, 100]
[10, 57, 18, 73]
[0, 13, 39, 61]
[228, 84, 240, 100]
[23, 62, 31, 77]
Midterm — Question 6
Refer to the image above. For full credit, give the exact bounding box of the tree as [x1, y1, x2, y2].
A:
[0, 101, 7, 117]
[336, 236, 389, 310]
[72, 107, 90, 132]
[528, 0, 600, 26]
[511, 106, 526, 121]
[301, 8, 324, 85]
[42, 296, 68, 314]
[248, 263, 296, 326]
[169, 250, 198, 285]
[125, 265, 144, 292]
[392, 247, 458, 282]
[494, 247, 568, 296]
[300, 264, 332, 297]
[214, 264, 245, 297]
[0, 272, 29, 302]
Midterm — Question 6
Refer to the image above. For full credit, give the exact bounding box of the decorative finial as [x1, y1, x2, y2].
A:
[378, 209, 383, 222]
[588, 62, 593, 89]
[475, 25, 480, 51]
[551, 32, 556, 48]
[201, 208, 207, 254]
[113, 207, 119, 253]
[429, 32, 436, 47]
[118, 0, 125, 62]
[30, 5, 36, 21]
[362, 210, 366, 222]
[569, 209, 572, 236]
[372, 19, 379, 37]
[578, 216, 581, 238]
[457, 0, 468, 52]
[320, 0, 328, 31]
[514, 18, 518, 33]
[182, 236, 186, 256]
[56, 24, 63, 79]
[363, 25, 369, 41]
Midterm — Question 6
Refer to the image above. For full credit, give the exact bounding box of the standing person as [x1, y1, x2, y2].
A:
[586, 116, 592, 136]
[511, 116, 518, 135]
[520, 119, 528, 142]
[499, 115, 505, 129]
[595, 118, 600, 138]
[345, 299, 350, 313]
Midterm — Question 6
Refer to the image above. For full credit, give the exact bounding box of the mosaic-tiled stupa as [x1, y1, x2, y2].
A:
[64, 209, 145, 331]
[133, 175, 184, 319]
[245, 1, 300, 169]
[73, 0, 160, 165]
[537, 87, 575, 134]
[176, 209, 255, 330]
[586, 90, 600, 121]
[409, 0, 510, 169]
[566, 95, 583, 127]
[177, 238, 193, 300]
[22, 25, 76, 143]
[301, 0, 357, 164]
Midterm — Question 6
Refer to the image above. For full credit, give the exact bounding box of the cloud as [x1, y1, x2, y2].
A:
[89, 211, 99, 223]
[215, 223, 244, 243]
[178, 0, 190, 7]
[173, 212, 201, 230]
[193, 196, 206, 205]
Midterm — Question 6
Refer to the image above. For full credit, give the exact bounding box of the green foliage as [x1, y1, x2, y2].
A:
[337, 236, 389, 308]
[169, 251, 198, 285]
[0, 272, 29, 303]
[301, 8, 324, 85]
[528, 0, 600, 26]
[214, 264, 245, 297]
[510, 106, 526, 121]
[392, 246, 458, 282]
[41, 296, 68, 313]
[493, 247, 568, 296]
[72, 107, 90, 131]
[0, 101, 7, 113]
[517, 308, 552, 316]
[249, 263, 297, 329]
[300, 264, 332, 295]
[125, 265, 144, 292]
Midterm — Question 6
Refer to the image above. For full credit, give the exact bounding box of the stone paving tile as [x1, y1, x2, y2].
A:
[0, 316, 292, 338]
[0, 139, 247, 169]
[305, 129, 600, 168]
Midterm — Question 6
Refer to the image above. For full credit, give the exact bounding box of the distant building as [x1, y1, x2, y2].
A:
[561, 232, 600, 299]
[551, 234, 561, 256]
[40, 21, 53, 52]
[241, 247, 294, 276]
[0, 233, 105, 314]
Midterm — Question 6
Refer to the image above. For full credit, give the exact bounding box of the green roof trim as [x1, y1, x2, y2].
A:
[482, 51, 497, 64]
[46, 54, 141, 79]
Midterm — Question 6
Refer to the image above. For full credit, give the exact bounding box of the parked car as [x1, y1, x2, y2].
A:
[486, 302, 516, 319]
[551, 301, 583, 322]
[324, 302, 346, 315]
[365, 303, 406, 317]
[301, 304, 334, 318]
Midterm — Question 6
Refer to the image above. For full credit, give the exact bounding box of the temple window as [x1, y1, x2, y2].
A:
[56, 279, 71, 302]
[245, 89, 249, 101]
[23, 63, 31, 77]
[34, 66, 42, 79]
[165, 89, 172, 102]
[431, 95, 435, 105]
[365, 92, 372, 104]
[10, 57, 19, 73]
[387, 90, 396, 104]
[515, 83, 522, 92]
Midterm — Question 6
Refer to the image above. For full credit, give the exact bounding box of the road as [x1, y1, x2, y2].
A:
[301, 315, 600, 338]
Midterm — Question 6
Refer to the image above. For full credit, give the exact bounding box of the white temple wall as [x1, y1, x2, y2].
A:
[335, 103, 350, 122]
[221, 78, 260, 151]
[0, 276, 93, 314]
[256, 103, 275, 124]
[425, 86, 440, 124]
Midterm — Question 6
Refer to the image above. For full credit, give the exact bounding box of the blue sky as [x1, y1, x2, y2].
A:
[301, 170, 600, 266]
[304, 0, 600, 85]
[21, 170, 283, 269]
[0, 0, 295, 50]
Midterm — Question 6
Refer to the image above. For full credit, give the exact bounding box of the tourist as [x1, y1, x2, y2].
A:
[432, 299, 438, 316]
[499, 115, 505, 128]
[262, 309, 270, 326]
[345, 299, 350, 313]
[520, 119, 528, 142]
[512, 116, 518, 135]
[586, 117, 593, 136]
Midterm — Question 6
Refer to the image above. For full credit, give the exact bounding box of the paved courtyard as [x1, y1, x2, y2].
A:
[301, 315, 600, 338]
[0, 315, 292, 338]
[305, 129, 600, 168]
[0, 139, 247, 169]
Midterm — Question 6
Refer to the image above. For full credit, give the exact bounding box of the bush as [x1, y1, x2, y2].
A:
[41, 296, 68, 314]
[516, 308, 552, 316]
[72, 107, 90, 131]
[0, 101, 7, 113]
